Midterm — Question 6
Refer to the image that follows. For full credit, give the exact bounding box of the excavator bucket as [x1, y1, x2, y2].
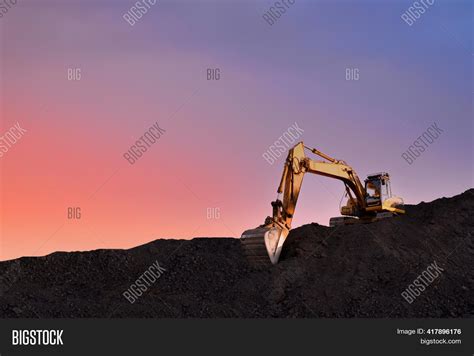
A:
[241, 225, 289, 265]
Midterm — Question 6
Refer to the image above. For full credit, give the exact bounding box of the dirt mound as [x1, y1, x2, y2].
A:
[0, 189, 473, 318]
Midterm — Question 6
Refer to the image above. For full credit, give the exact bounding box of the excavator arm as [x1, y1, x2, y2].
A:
[241, 142, 368, 265]
[273, 142, 367, 232]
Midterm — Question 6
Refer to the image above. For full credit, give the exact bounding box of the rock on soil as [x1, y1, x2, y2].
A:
[0, 189, 473, 318]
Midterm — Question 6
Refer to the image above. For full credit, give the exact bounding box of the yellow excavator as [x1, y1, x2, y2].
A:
[241, 142, 405, 265]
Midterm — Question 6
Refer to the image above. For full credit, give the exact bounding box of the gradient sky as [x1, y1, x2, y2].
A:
[0, 0, 472, 261]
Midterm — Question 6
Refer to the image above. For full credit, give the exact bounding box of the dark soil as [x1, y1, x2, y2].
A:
[1, 189, 473, 318]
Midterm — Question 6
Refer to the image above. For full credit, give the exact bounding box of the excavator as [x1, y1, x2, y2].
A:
[241, 142, 405, 265]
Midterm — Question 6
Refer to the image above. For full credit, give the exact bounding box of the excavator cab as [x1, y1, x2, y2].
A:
[364, 173, 387, 206]
[334, 173, 404, 227]
[364, 172, 404, 214]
